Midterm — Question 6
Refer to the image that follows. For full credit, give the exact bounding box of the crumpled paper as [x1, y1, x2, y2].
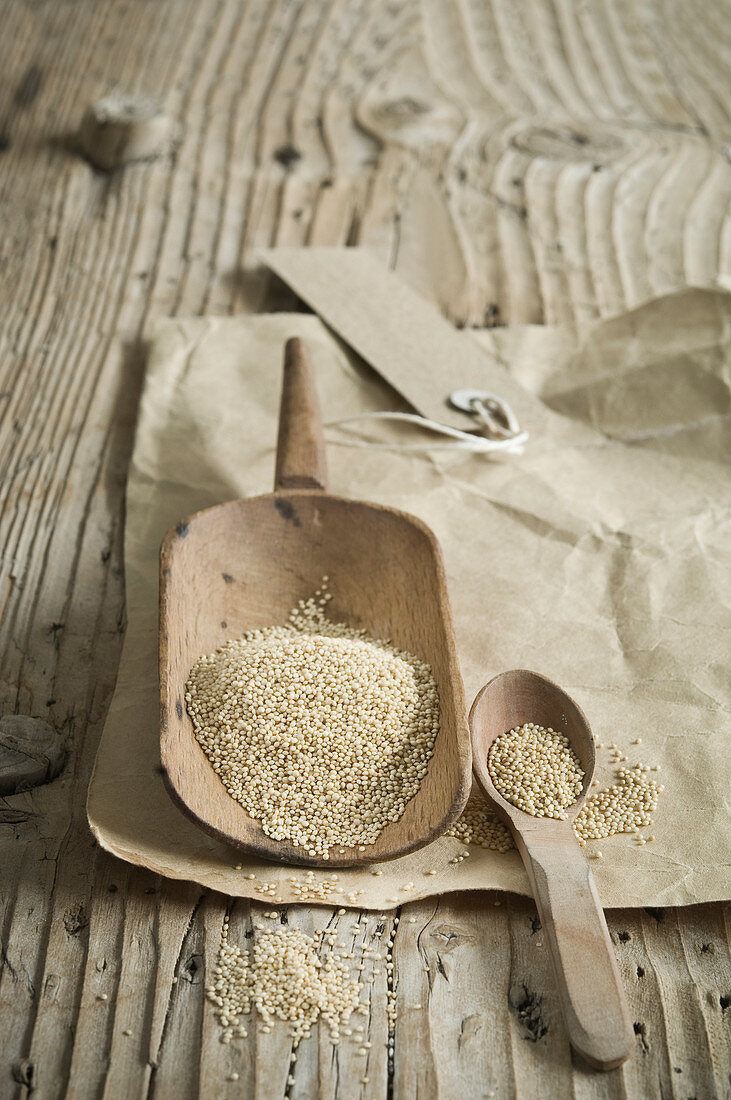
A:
[88, 283, 731, 908]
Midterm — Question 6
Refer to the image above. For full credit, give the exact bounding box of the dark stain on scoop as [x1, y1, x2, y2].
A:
[274, 499, 301, 527]
[222, 573, 234, 584]
[175, 699, 183, 720]
[176, 522, 189, 538]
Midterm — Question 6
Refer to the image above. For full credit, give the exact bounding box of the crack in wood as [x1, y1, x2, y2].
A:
[634, 1020, 650, 1054]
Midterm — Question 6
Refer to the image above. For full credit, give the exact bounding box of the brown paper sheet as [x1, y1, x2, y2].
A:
[88, 281, 731, 909]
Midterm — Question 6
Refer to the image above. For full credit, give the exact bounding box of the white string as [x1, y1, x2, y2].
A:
[327, 409, 528, 455]
[466, 392, 523, 440]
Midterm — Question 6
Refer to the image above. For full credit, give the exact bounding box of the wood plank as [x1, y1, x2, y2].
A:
[0, 0, 728, 1096]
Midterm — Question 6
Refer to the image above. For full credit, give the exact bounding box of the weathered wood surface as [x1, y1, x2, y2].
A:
[0, 1, 729, 1097]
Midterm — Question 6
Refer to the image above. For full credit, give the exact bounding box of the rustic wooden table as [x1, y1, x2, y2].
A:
[1, 2, 729, 1097]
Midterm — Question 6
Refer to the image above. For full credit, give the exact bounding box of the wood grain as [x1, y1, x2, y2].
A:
[0, 0, 728, 1096]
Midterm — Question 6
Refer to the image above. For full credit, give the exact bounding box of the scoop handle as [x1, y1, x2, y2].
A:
[275, 337, 329, 491]
[517, 827, 634, 1070]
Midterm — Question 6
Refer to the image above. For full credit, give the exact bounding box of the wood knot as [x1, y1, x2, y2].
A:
[429, 923, 473, 952]
[12, 1059, 35, 1087]
[273, 144, 302, 169]
[0, 715, 66, 795]
[511, 123, 626, 164]
[78, 94, 180, 172]
[633, 1020, 650, 1053]
[510, 985, 548, 1042]
[63, 904, 88, 937]
[379, 96, 431, 120]
[182, 954, 204, 984]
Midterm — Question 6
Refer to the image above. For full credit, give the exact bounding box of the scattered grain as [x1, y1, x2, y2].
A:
[574, 764, 661, 842]
[206, 922, 361, 1047]
[289, 876, 339, 902]
[252, 879, 280, 898]
[446, 792, 514, 851]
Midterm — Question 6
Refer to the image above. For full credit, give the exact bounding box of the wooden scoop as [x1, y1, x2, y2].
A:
[470, 670, 633, 1071]
[159, 337, 471, 867]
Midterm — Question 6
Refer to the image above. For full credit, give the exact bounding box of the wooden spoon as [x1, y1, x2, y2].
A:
[159, 337, 472, 867]
[470, 670, 633, 1071]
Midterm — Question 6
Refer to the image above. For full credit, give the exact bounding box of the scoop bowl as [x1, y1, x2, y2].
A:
[158, 338, 472, 868]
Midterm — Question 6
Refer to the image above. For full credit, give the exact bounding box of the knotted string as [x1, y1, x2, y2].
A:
[327, 392, 528, 455]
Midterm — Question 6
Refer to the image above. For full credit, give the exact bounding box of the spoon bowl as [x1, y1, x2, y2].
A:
[158, 338, 472, 867]
[471, 669, 596, 826]
[471, 670, 633, 1071]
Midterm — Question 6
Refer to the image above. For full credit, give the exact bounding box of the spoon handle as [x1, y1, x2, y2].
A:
[517, 829, 634, 1070]
[275, 337, 329, 492]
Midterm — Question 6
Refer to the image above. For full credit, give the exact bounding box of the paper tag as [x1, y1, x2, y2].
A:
[260, 247, 592, 448]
